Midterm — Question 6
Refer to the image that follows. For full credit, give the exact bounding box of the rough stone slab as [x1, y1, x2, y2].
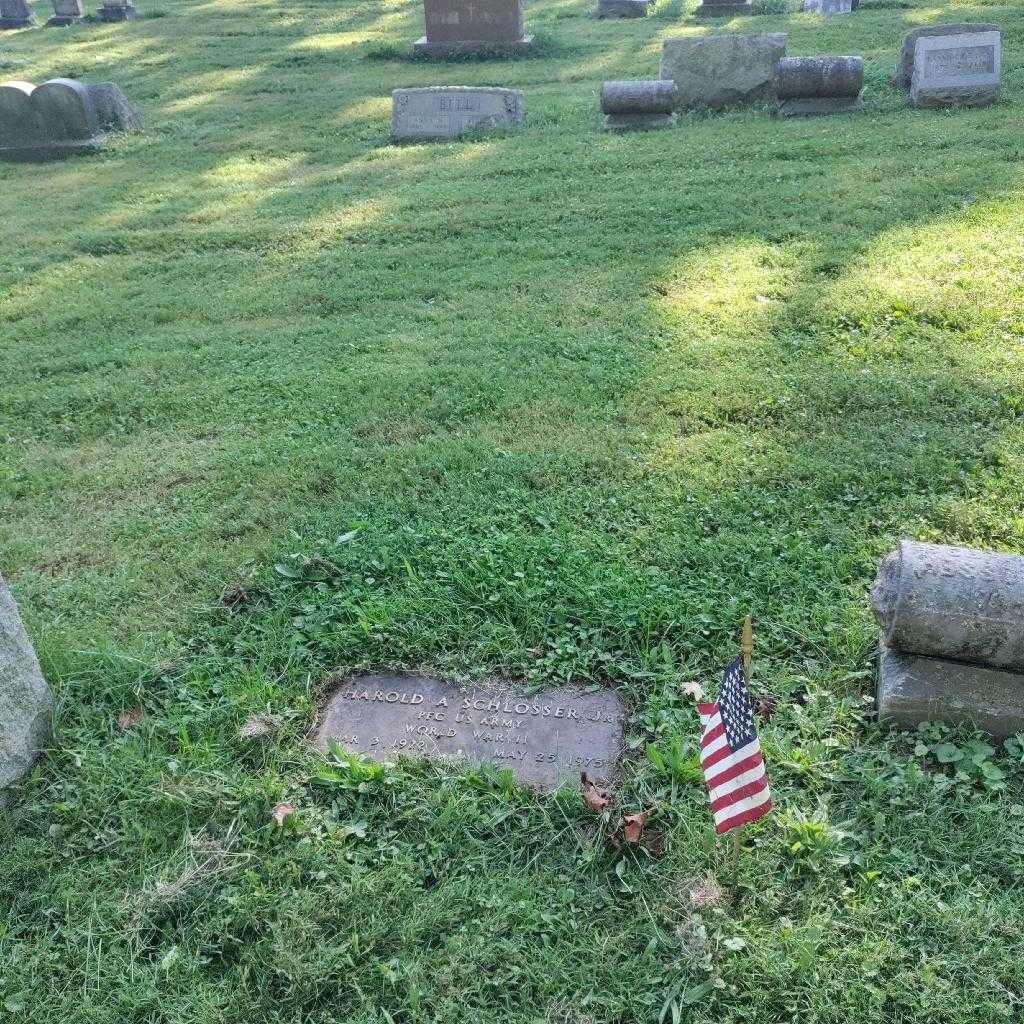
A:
[777, 96, 862, 116]
[894, 23, 999, 89]
[88, 82, 144, 132]
[1, 575, 52, 804]
[392, 86, 523, 141]
[598, 0, 652, 17]
[413, 34, 533, 57]
[910, 30, 1001, 109]
[877, 641, 1024, 740]
[872, 540, 1024, 671]
[316, 674, 628, 792]
[695, 1, 753, 16]
[660, 33, 788, 110]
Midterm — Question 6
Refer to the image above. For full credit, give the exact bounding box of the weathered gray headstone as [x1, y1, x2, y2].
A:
[894, 23, 999, 89]
[47, 0, 85, 26]
[415, 0, 533, 58]
[316, 674, 628, 792]
[1, 576, 52, 805]
[0, 0, 34, 29]
[392, 86, 523, 142]
[0, 81, 41, 147]
[803, 0, 852, 14]
[0, 78, 142, 161]
[877, 641, 1024, 741]
[99, 0, 136, 20]
[601, 80, 677, 131]
[910, 29, 1001, 109]
[33, 79, 97, 141]
[872, 541, 1024, 671]
[776, 55, 863, 117]
[696, 0, 753, 16]
[597, 0, 652, 17]
[873, 541, 1024, 738]
[660, 33, 788, 110]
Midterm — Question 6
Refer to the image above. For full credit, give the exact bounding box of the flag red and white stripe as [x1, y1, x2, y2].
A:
[698, 697, 772, 835]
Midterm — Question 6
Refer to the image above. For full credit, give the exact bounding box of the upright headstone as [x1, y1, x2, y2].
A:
[415, 0, 533, 58]
[0, 81, 41, 149]
[910, 28, 1001, 108]
[601, 80, 677, 130]
[98, 0, 137, 21]
[392, 86, 524, 141]
[894, 24, 999, 89]
[0, 78, 143, 160]
[0, 575, 52, 806]
[873, 541, 1024, 738]
[776, 55, 863, 116]
[803, 0, 853, 13]
[660, 33, 788, 110]
[47, 0, 85, 26]
[695, 0, 753, 16]
[598, 0, 652, 17]
[0, 0, 34, 29]
[32, 79, 97, 141]
[317, 674, 629, 792]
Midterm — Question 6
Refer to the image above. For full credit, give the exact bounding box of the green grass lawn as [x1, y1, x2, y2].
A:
[3, 0, 1024, 1020]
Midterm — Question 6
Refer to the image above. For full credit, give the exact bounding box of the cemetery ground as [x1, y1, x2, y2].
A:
[2, 0, 1024, 1020]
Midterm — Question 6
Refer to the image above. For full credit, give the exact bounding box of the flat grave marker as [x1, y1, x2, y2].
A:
[316, 674, 629, 792]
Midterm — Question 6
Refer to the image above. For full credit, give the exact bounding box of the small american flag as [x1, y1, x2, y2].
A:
[698, 655, 772, 835]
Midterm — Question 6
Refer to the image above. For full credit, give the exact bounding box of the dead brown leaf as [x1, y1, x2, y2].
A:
[580, 772, 610, 813]
[622, 808, 653, 844]
[116, 706, 145, 731]
[757, 695, 778, 721]
[239, 714, 281, 740]
[272, 802, 296, 827]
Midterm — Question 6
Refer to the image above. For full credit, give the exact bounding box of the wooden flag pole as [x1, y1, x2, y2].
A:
[730, 615, 754, 894]
[741, 614, 753, 680]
